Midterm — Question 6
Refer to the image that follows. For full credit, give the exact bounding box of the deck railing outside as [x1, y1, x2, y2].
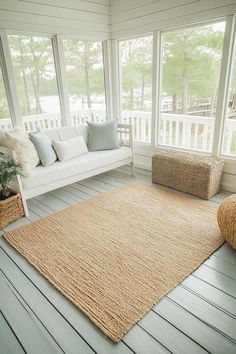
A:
[0, 108, 235, 155]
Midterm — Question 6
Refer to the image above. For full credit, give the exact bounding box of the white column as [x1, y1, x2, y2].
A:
[151, 31, 161, 147]
[212, 15, 236, 157]
[103, 40, 113, 120]
[52, 35, 71, 126]
[110, 39, 121, 121]
[0, 30, 23, 130]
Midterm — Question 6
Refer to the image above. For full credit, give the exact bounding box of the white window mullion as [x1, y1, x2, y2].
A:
[0, 30, 23, 130]
[212, 15, 236, 157]
[103, 40, 113, 120]
[52, 35, 71, 126]
[151, 31, 161, 147]
[111, 39, 121, 121]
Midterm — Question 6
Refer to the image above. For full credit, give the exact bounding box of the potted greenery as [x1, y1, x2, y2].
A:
[0, 158, 24, 228]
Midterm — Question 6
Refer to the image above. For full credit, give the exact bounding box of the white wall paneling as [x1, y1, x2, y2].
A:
[0, 30, 23, 129]
[111, 0, 236, 38]
[0, 0, 111, 39]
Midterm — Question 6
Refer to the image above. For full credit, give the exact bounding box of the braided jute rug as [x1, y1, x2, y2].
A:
[4, 183, 223, 342]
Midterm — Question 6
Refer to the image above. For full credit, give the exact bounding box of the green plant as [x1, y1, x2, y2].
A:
[0, 158, 22, 200]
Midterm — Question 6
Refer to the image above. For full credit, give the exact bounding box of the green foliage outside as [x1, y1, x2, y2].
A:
[0, 25, 235, 153]
[120, 36, 153, 111]
[64, 39, 105, 109]
[8, 35, 58, 116]
[0, 68, 10, 119]
[120, 24, 228, 116]
[0, 36, 106, 119]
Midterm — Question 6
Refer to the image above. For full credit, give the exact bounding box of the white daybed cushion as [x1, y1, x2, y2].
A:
[22, 147, 131, 190]
[52, 136, 88, 162]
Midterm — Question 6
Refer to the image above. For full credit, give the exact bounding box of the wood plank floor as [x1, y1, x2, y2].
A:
[1, 166, 236, 354]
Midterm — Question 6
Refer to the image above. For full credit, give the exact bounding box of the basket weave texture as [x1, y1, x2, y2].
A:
[0, 193, 24, 229]
[217, 194, 236, 249]
[152, 150, 224, 200]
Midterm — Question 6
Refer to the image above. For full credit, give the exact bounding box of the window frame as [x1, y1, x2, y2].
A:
[157, 18, 228, 154]
[0, 29, 110, 130]
[0, 15, 235, 161]
[218, 16, 236, 159]
[0, 30, 23, 129]
[61, 36, 108, 121]
[7, 31, 64, 127]
[118, 33, 154, 144]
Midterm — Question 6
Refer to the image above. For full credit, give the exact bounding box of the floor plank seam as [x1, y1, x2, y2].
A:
[213, 253, 236, 266]
[164, 296, 236, 344]
[0, 310, 27, 354]
[203, 263, 236, 282]
[192, 273, 236, 300]
[0, 244, 131, 354]
[136, 323, 173, 354]
[1, 270, 67, 354]
[180, 284, 236, 320]
[1, 169, 235, 354]
[72, 183, 98, 197]
[149, 309, 211, 354]
[34, 197, 58, 213]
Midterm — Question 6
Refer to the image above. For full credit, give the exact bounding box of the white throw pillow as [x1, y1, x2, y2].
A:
[52, 136, 88, 162]
[1, 131, 40, 177]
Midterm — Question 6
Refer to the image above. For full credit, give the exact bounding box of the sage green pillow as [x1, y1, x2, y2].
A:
[30, 131, 57, 167]
[87, 121, 120, 151]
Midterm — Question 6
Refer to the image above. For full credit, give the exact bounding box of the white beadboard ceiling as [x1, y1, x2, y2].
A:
[0, 0, 111, 39]
[1, 1, 236, 39]
[111, 0, 236, 38]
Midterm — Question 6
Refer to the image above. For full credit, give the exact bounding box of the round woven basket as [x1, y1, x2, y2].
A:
[0, 193, 24, 229]
[217, 194, 236, 249]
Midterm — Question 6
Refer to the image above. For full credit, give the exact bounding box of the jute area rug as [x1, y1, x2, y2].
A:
[4, 183, 224, 342]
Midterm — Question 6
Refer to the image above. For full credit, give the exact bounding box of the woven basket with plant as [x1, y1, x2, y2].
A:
[0, 158, 24, 229]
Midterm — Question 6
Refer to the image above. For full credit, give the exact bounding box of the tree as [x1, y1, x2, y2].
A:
[120, 24, 225, 116]
[8, 35, 58, 115]
[120, 36, 152, 111]
[64, 39, 105, 108]
[162, 25, 224, 115]
[0, 69, 10, 119]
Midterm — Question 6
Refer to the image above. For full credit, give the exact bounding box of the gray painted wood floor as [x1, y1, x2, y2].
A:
[0, 166, 236, 354]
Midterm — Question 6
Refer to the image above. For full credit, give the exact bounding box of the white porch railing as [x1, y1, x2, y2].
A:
[0, 109, 236, 155]
[121, 110, 236, 154]
[72, 109, 106, 125]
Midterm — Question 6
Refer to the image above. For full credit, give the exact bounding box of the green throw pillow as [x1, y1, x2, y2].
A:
[87, 121, 120, 151]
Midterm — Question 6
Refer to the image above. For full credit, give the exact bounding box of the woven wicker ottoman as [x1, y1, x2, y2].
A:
[152, 150, 224, 200]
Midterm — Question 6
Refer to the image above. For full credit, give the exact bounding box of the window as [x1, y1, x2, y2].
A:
[222, 46, 236, 156]
[159, 22, 225, 152]
[63, 39, 106, 125]
[8, 34, 61, 130]
[0, 65, 12, 130]
[120, 36, 153, 143]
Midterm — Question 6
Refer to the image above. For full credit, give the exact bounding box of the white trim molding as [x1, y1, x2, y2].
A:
[212, 15, 236, 157]
[52, 35, 72, 126]
[151, 31, 161, 147]
[0, 29, 23, 130]
[102, 40, 113, 120]
[111, 39, 121, 120]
